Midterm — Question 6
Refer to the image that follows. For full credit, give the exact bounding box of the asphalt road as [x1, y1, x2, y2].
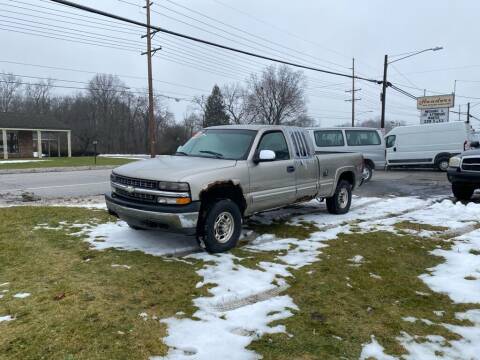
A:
[0, 168, 452, 201]
[0, 169, 111, 199]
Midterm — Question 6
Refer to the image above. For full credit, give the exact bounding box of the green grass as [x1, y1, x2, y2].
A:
[248, 230, 477, 359]
[0, 157, 136, 169]
[1, 206, 478, 359]
[394, 220, 448, 232]
[0, 207, 203, 359]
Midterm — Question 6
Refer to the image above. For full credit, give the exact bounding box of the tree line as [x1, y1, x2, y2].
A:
[1, 64, 393, 155]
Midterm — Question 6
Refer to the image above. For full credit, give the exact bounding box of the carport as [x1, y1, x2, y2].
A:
[0, 113, 71, 159]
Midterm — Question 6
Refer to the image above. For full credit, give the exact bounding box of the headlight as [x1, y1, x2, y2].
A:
[158, 181, 190, 192]
[449, 157, 461, 168]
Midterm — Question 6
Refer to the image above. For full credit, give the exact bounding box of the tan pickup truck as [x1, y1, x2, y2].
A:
[106, 125, 364, 253]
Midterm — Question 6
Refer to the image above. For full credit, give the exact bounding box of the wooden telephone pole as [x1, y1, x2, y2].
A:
[345, 58, 361, 127]
[144, 0, 156, 158]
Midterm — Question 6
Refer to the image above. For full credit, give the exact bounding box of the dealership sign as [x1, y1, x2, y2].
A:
[417, 94, 455, 109]
[420, 108, 449, 124]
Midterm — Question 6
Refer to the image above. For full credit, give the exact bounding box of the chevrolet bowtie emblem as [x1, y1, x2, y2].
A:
[126, 186, 135, 193]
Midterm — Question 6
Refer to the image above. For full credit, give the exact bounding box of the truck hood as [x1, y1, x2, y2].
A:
[112, 155, 237, 182]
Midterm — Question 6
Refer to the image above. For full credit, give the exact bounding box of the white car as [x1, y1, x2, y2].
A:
[307, 127, 385, 182]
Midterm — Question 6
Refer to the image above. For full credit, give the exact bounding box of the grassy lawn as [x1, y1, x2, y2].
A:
[0, 157, 136, 169]
[0, 207, 204, 359]
[248, 226, 477, 359]
[0, 207, 478, 359]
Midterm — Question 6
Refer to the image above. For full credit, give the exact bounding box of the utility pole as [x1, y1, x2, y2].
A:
[380, 54, 388, 130]
[467, 102, 471, 123]
[144, 0, 156, 158]
[345, 58, 361, 127]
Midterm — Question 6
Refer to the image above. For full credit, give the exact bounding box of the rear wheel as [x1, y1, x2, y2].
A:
[452, 183, 474, 201]
[436, 157, 450, 171]
[326, 180, 352, 214]
[202, 199, 242, 253]
[362, 162, 373, 182]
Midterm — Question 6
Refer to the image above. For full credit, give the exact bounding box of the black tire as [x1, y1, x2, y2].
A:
[362, 163, 373, 182]
[326, 180, 352, 215]
[202, 199, 242, 253]
[452, 183, 474, 201]
[436, 157, 450, 172]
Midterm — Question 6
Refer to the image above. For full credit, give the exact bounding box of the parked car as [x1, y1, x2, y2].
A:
[105, 125, 364, 253]
[306, 127, 384, 182]
[385, 121, 476, 171]
[447, 141, 480, 200]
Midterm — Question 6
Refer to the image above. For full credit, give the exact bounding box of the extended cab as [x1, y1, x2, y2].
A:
[105, 125, 364, 253]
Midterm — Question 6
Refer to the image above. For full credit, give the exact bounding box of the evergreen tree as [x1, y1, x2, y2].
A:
[204, 85, 230, 127]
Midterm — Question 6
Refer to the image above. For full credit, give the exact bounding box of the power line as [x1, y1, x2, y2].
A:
[47, 0, 381, 83]
[154, 0, 351, 72]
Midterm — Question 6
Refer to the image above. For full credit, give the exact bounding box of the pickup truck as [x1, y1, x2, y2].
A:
[105, 125, 364, 253]
[447, 140, 480, 200]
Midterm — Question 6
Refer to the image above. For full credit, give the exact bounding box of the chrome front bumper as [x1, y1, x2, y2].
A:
[105, 193, 199, 234]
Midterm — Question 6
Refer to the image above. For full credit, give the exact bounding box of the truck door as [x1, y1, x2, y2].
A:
[249, 131, 297, 212]
[290, 131, 318, 200]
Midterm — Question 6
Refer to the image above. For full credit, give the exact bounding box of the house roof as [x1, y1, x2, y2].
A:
[0, 113, 70, 131]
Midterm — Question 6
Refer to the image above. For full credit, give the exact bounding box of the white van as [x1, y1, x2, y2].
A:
[307, 127, 385, 181]
[385, 121, 475, 171]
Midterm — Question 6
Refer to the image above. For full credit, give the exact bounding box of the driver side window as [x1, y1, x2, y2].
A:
[257, 131, 290, 161]
[386, 135, 396, 148]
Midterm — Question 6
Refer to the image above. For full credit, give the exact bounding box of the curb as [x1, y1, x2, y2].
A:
[0, 165, 117, 175]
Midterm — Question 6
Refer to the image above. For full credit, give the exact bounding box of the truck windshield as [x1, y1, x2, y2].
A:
[177, 129, 257, 160]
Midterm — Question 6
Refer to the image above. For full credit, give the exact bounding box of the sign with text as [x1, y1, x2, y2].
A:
[420, 108, 449, 124]
[417, 94, 455, 109]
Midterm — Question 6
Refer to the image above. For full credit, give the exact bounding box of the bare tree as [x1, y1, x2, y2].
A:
[222, 83, 258, 124]
[0, 73, 22, 112]
[246, 65, 307, 125]
[24, 79, 54, 114]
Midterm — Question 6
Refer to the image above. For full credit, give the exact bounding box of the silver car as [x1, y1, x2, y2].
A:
[307, 127, 385, 182]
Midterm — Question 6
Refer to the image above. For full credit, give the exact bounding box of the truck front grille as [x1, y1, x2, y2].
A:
[113, 174, 157, 189]
[115, 188, 156, 203]
[462, 157, 480, 172]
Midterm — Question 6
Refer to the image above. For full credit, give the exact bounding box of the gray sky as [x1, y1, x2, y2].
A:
[1, 0, 480, 128]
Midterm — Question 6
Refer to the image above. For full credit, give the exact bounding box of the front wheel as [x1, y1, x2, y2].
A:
[362, 163, 373, 182]
[452, 183, 474, 201]
[202, 199, 242, 253]
[437, 157, 450, 172]
[326, 180, 352, 215]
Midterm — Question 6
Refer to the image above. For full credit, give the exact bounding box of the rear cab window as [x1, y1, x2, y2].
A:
[314, 130, 345, 147]
[345, 130, 381, 146]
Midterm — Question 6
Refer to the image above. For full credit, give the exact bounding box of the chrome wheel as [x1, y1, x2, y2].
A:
[338, 187, 349, 209]
[439, 160, 449, 171]
[213, 211, 235, 243]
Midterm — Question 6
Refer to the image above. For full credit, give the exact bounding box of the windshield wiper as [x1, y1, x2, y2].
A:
[199, 150, 224, 159]
[174, 151, 189, 156]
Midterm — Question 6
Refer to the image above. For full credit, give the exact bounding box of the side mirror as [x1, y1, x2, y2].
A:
[470, 141, 479, 149]
[254, 149, 276, 164]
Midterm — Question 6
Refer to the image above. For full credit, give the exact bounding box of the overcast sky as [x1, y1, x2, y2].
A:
[1, 0, 479, 128]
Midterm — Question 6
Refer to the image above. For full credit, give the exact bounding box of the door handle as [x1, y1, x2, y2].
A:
[393, 147, 397, 152]
[287, 166, 295, 173]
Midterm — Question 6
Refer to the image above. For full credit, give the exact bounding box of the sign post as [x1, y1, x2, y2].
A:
[417, 94, 455, 124]
[420, 108, 450, 124]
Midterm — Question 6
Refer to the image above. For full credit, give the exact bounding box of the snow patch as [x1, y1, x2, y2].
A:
[0, 315, 15, 322]
[13, 292, 30, 299]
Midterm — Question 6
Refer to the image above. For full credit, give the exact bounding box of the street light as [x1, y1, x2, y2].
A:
[380, 46, 443, 129]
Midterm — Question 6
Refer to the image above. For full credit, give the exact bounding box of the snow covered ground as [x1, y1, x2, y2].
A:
[30, 195, 480, 359]
[0, 160, 49, 165]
